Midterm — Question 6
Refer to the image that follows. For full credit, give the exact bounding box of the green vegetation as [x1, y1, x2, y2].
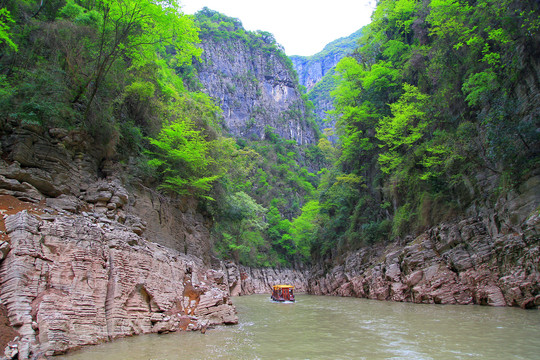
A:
[0, 7, 17, 51]
[0, 2, 324, 268]
[290, 28, 363, 64]
[1, 1, 537, 268]
[309, 0, 540, 260]
[209, 126, 326, 266]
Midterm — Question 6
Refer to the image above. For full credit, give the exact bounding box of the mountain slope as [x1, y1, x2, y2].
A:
[194, 8, 318, 145]
[291, 28, 363, 132]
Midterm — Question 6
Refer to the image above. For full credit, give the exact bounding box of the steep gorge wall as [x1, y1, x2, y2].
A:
[291, 54, 342, 92]
[290, 29, 362, 132]
[290, 28, 362, 92]
[0, 125, 237, 358]
[1, 210, 236, 358]
[0, 125, 214, 262]
[225, 262, 309, 296]
[196, 38, 316, 145]
[308, 176, 540, 308]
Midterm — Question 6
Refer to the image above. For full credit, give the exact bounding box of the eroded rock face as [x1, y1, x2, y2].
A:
[126, 186, 214, 264]
[0, 126, 237, 359]
[0, 126, 215, 262]
[224, 262, 309, 296]
[0, 210, 237, 358]
[291, 53, 342, 93]
[0, 128, 98, 202]
[196, 37, 316, 145]
[308, 215, 540, 308]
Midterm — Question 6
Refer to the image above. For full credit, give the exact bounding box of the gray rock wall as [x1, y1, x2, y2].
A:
[307, 177, 540, 308]
[224, 262, 309, 296]
[291, 53, 342, 92]
[196, 38, 316, 145]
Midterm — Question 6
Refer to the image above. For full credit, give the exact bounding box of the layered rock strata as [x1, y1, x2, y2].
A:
[308, 212, 539, 308]
[0, 206, 236, 358]
[0, 126, 214, 261]
[225, 262, 309, 296]
[0, 126, 237, 358]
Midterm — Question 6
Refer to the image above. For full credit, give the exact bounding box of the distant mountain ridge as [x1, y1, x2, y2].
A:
[290, 28, 363, 132]
[290, 28, 362, 91]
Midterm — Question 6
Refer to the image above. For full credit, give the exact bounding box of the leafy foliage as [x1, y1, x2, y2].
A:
[0, 7, 17, 51]
[307, 0, 540, 261]
[147, 117, 219, 199]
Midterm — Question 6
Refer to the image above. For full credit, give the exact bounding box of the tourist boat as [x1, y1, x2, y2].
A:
[271, 284, 295, 302]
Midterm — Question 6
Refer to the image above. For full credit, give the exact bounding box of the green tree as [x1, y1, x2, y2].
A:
[267, 205, 294, 261]
[289, 200, 323, 262]
[376, 83, 430, 174]
[70, 0, 201, 120]
[147, 117, 220, 199]
[214, 191, 268, 265]
[0, 8, 17, 51]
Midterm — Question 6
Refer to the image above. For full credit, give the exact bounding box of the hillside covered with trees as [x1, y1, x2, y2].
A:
[0, 0, 538, 270]
[0, 2, 327, 268]
[308, 0, 540, 261]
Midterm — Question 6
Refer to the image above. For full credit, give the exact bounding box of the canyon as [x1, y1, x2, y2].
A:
[0, 8, 538, 360]
[291, 28, 362, 132]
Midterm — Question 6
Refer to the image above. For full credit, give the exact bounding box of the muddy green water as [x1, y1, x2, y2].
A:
[59, 294, 540, 359]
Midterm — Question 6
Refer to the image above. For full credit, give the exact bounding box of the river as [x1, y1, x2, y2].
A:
[58, 294, 540, 359]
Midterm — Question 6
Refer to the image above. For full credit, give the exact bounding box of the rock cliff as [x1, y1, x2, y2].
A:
[308, 176, 540, 308]
[0, 125, 237, 358]
[224, 262, 309, 296]
[290, 28, 362, 92]
[194, 10, 317, 145]
[290, 28, 362, 132]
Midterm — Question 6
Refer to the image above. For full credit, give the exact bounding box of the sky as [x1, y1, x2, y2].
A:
[178, 0, 376, 56]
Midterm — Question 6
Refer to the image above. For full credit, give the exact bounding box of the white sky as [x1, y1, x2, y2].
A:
[178, 0, 376, 56]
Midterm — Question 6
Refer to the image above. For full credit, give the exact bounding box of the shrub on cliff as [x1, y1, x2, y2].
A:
[308, 0, 540, 260]
[146, 107, 220, 199]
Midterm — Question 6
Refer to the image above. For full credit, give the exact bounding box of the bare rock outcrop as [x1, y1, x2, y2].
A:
[0, 210, 237, 358]
[224, 262, 309, 296]
[196, 32, 317, 145]
[0, 127, 98, 199]
[308, 213, 539, 308]
[308, 174, 539, 308]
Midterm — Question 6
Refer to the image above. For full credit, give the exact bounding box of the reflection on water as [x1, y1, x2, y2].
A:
[58, 294, 540, 360]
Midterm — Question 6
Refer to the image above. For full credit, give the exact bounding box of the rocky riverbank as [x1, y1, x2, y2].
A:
[0, 126, 238, 359]
[0, 209, 237, 358]
[307, 177, 540, 308]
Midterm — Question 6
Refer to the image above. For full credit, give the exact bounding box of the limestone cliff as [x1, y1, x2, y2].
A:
[291, 29, 362, 132]
[307, 176, 540, 308]
[0, 125, 237, 358]
[194, 9, 317, 145]
[290, 28, 362, 92]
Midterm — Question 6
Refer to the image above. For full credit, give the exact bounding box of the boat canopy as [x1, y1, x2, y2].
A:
[272, 285, 294, 289]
